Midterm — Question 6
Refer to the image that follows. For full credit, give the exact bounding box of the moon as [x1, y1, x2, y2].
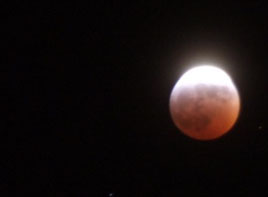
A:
[169, 65, 240, 140]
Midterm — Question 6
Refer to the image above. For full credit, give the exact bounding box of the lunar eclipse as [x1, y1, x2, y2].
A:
[169, 65, 240, 140]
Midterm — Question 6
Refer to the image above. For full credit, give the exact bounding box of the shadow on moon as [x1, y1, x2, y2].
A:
[171, 84, 235, 134]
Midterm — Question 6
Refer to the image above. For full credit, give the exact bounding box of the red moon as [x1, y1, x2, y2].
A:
[169, 65, 240, 140]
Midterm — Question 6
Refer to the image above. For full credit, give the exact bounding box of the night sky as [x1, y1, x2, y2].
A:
[10, 1, 267, 196]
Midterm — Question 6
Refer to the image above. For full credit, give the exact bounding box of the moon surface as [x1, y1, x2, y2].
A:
[169, 65, 240, 140]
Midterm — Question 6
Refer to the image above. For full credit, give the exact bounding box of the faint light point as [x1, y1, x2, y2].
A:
[258, 125, 263, 130]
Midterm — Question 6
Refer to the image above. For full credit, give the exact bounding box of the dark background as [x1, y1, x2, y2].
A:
[8, 1, 267, 196]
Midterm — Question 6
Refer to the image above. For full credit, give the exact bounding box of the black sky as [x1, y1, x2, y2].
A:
[9, 1, 268, 196]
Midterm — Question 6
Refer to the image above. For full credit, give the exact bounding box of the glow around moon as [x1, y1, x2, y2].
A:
[169, 65, 240, 140]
